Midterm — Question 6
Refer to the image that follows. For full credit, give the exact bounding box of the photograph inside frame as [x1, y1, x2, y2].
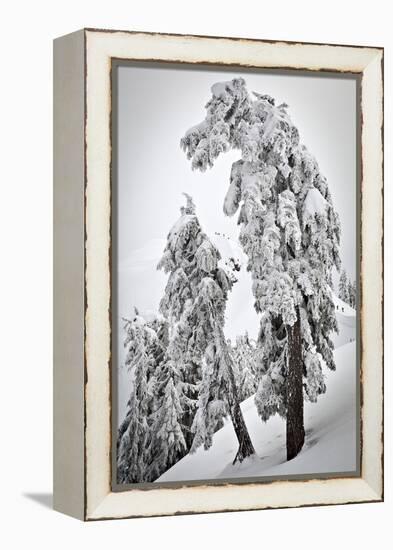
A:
[112, 61, 359, 487]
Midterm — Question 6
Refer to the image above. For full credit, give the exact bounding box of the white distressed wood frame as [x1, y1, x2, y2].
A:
[53, 28, 384, 521]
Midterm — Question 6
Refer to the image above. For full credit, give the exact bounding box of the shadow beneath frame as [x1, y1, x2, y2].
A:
[23, 492, 53, 509]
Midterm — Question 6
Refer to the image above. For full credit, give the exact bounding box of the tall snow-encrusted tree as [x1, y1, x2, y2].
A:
[117, 310, 158, 483]
[158, 194, 255, 462]
[181, 78, 341, 460]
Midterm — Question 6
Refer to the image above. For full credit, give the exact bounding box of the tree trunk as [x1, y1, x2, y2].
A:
[182, 406, 194, 451]
[217, 329, 255, 463]
[230, 396, 256, 463]
[286, 308, 305, 461]
[181, 363, 199, 451]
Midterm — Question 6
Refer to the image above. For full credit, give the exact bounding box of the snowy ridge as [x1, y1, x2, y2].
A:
[119, 238, 166, 273]
[332, 294, 356, 348]
[333, 293, 355, 317]
[157, 305, 357, 482]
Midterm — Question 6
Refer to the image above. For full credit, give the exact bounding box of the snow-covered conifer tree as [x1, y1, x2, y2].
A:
[157, 194, 203, 449]
[148, 357, 187, 480]
[117, 310, 158, 483]
[232, 333, 258, 401]
[181, 78, 341, 460]
[158, 194, 255, 462]
[338, 270, 356, 308]
[339, 269, 349, 304]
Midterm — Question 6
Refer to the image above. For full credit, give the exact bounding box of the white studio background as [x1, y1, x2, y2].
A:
[0, 1, 391, 550]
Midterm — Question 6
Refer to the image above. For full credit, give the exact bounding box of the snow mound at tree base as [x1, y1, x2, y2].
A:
[157, 339, 357, 483]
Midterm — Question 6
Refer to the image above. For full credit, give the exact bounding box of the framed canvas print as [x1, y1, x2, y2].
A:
[53, 29, 384, 520]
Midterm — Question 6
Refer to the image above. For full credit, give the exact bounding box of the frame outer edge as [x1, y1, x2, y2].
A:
[83, 29, 384, 520]
[359, 50, 384, 500]
[53, 29, 86, 521]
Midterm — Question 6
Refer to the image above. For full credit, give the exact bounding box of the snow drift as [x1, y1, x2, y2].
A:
[157, 298, 357, 482]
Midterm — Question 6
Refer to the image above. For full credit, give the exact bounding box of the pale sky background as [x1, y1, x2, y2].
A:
[115, 63, 358, 422]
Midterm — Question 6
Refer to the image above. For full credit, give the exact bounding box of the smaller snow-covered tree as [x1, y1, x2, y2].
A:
[139, 314, 190, 481]
[190, 322, 229, 453]
[158, 195, 255, 462]
[148, 359, 186, 480]
[232, 333, 258, 401]
[157, 194, 205, 449]
[117, 311, 158, 484]
[339, 270, 349, 304]
[338, 270, 357, 309]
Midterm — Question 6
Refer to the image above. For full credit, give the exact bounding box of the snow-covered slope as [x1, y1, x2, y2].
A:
[157, 305, 357, 482]
[332, 294, 356, 348]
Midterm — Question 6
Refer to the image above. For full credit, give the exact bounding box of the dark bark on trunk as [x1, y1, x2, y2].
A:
[286, 308, 305, 461]
[229, 395, 256, 464]
[217, 328, 255, 463]
[181, 361, 199, 451]
[182, 413, 194, 451]
[182, 404, 196, 451]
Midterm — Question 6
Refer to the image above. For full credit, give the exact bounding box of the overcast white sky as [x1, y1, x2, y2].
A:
[115, 63, 358, 421]
[117, 63, 357, 271]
